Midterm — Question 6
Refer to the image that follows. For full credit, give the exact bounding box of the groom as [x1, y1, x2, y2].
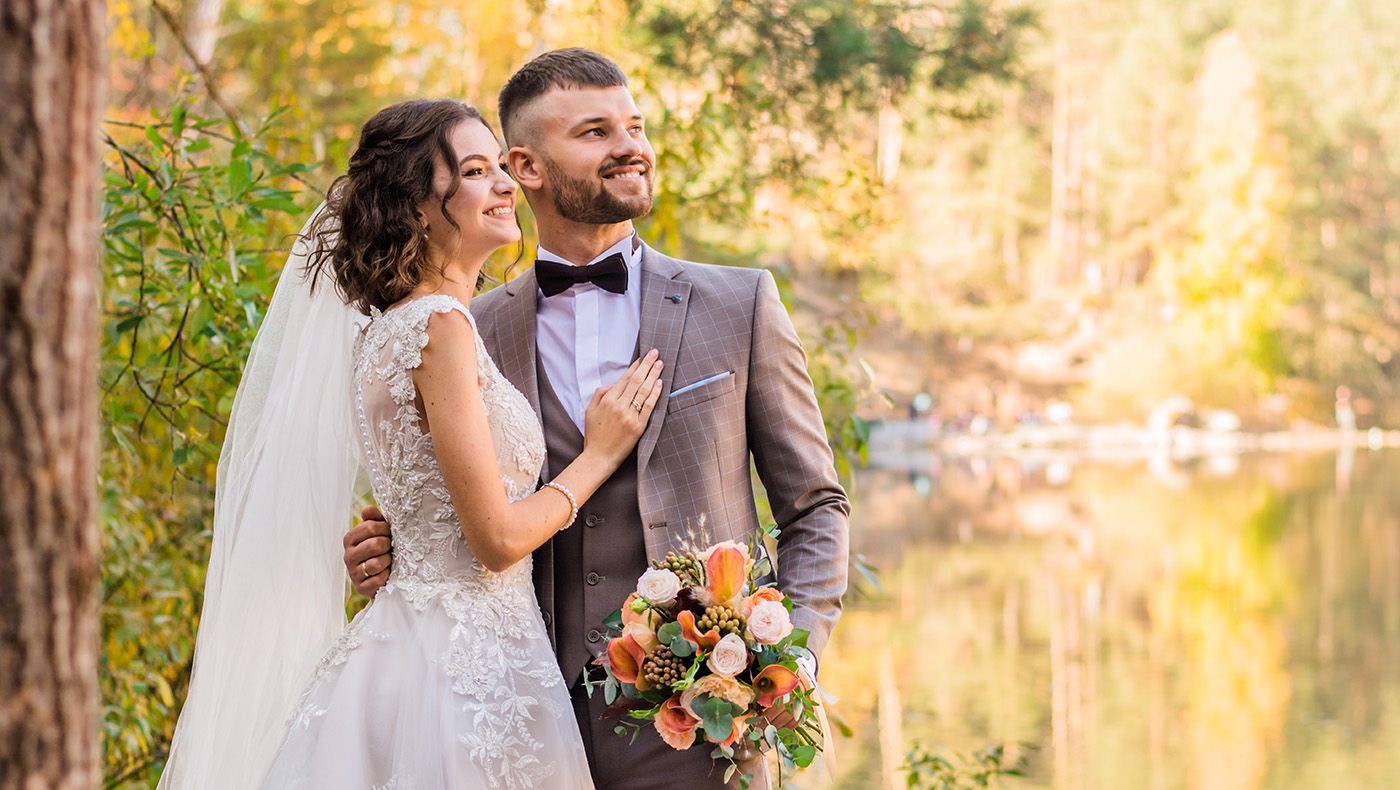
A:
[344, 48, 849, 788]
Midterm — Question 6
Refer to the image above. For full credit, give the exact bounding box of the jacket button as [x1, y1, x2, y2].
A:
[586, 629, 603, 643]
[586, 572, 602, 585]
[542, 611, 552, 628]
[585, 513, 603, 528]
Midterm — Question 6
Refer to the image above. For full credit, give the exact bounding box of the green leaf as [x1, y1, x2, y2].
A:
[171, 104, 186, 138]
[656, 621, 681, 643]
[250, 196, 302, 213]
[227, 159, 253, 198]
[669, 635, 696, 657]
[691, 695, 743, 743]
[601, 609, 623, 631]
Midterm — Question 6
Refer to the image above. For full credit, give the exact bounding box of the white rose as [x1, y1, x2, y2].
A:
[636, 568, 682, 605]
[706, 632, 750, 678]
[746, 600, 793, 645]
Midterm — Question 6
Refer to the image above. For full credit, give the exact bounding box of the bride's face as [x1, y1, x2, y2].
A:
[420, 119, 519, 263]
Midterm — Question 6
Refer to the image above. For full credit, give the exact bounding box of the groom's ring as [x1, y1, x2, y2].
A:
[359, 561, 370, 581]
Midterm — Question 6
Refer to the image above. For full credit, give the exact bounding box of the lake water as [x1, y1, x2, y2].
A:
[813, 447, 1400, 789]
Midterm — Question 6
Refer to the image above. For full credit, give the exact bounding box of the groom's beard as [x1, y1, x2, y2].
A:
[542, 154, 653, 225]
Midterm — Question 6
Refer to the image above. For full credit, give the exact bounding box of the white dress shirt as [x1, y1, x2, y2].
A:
[535, 236, 643, 433]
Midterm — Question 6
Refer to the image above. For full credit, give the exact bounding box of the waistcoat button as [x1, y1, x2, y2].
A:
[586, 629, 603, 643]
[586, 572, 602, 585]
[585, 513, 603, 528]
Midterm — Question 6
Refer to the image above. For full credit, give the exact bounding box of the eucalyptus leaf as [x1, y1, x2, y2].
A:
[669, 635, 695, 657]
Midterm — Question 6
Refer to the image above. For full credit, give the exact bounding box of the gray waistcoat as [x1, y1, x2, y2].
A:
[535, 357, 648, 682]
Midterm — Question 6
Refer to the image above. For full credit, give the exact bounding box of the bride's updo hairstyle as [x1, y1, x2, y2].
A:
[305, 99, 488, 314]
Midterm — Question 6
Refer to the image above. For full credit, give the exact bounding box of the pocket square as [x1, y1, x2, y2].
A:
[669, 370, 733, 398]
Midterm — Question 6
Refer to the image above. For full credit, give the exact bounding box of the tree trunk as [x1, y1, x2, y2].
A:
[0, 1, 105, 788]
[186, 0, 226, 65]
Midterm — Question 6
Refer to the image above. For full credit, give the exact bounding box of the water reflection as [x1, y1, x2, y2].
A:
[814, 449, 1400, 789]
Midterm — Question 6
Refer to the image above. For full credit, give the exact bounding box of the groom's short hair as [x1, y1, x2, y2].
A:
[498, 48, 628, 146]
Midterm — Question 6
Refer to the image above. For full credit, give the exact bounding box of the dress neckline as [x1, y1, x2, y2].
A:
[373, 293, 471, 322]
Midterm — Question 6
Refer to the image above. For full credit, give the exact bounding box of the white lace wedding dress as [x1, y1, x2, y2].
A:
[261, 295, 593, 789]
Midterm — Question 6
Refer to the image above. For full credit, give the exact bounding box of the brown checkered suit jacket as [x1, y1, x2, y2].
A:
[471, 244, 850, 663]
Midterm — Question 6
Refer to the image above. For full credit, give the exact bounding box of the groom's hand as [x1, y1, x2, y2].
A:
[344, 505, 393, 597]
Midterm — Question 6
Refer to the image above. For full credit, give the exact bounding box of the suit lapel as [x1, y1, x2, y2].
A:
[495, 268, 541, 420]
[498, 268, 552, 633]
[636, 246, 690, 473]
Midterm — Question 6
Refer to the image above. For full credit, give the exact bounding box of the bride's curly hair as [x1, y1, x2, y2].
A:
[304, 99, 488, 314]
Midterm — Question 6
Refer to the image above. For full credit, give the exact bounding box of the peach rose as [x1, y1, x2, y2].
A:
[626, 621, 660, 653]
[746, 600, 793, 645]
[739, 587, 784, 617]
[680, 673, 756, 714]
[706, 633, 751, 678]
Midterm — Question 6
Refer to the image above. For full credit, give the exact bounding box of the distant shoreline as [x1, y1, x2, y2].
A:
[868, 420, 1400, 462]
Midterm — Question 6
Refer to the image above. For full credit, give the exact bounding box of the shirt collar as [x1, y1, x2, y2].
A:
[536, 234, 642, 273]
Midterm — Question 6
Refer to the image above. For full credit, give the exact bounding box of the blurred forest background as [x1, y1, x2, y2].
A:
[99, 0, 1400, 786]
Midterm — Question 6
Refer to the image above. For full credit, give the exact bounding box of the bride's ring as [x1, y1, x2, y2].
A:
[630, 399, 643, 412]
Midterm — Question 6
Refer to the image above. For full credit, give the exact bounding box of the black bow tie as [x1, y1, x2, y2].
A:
[535, 252, 629, 297]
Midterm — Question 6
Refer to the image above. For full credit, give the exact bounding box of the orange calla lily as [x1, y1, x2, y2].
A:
[606, 633, 647, 685]
[753, 663, 800, 708]
[655, 693, 702, 750]
[704, 542, 748, 606]
[677, 609, 723, 650]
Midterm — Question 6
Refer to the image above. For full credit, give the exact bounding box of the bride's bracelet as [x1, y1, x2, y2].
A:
[543, 481, 578, 530]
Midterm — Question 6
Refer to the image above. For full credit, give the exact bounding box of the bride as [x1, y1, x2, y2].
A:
[158, 99, 663, 789]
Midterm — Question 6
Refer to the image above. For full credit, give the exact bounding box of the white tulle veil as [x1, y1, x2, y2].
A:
[159, 206, 366, 789]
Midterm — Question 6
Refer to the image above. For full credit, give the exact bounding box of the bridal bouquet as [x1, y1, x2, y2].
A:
[590, 537, 824, 785]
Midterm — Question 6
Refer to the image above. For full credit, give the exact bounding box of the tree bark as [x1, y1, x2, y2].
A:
[0, 1, 105, 788]
[185, 0, 226, 65]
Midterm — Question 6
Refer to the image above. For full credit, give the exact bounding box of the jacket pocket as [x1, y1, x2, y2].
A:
[667, 370, 735, 413]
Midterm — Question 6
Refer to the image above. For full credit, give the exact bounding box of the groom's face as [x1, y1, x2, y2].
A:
[509, 85, 655, 224]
